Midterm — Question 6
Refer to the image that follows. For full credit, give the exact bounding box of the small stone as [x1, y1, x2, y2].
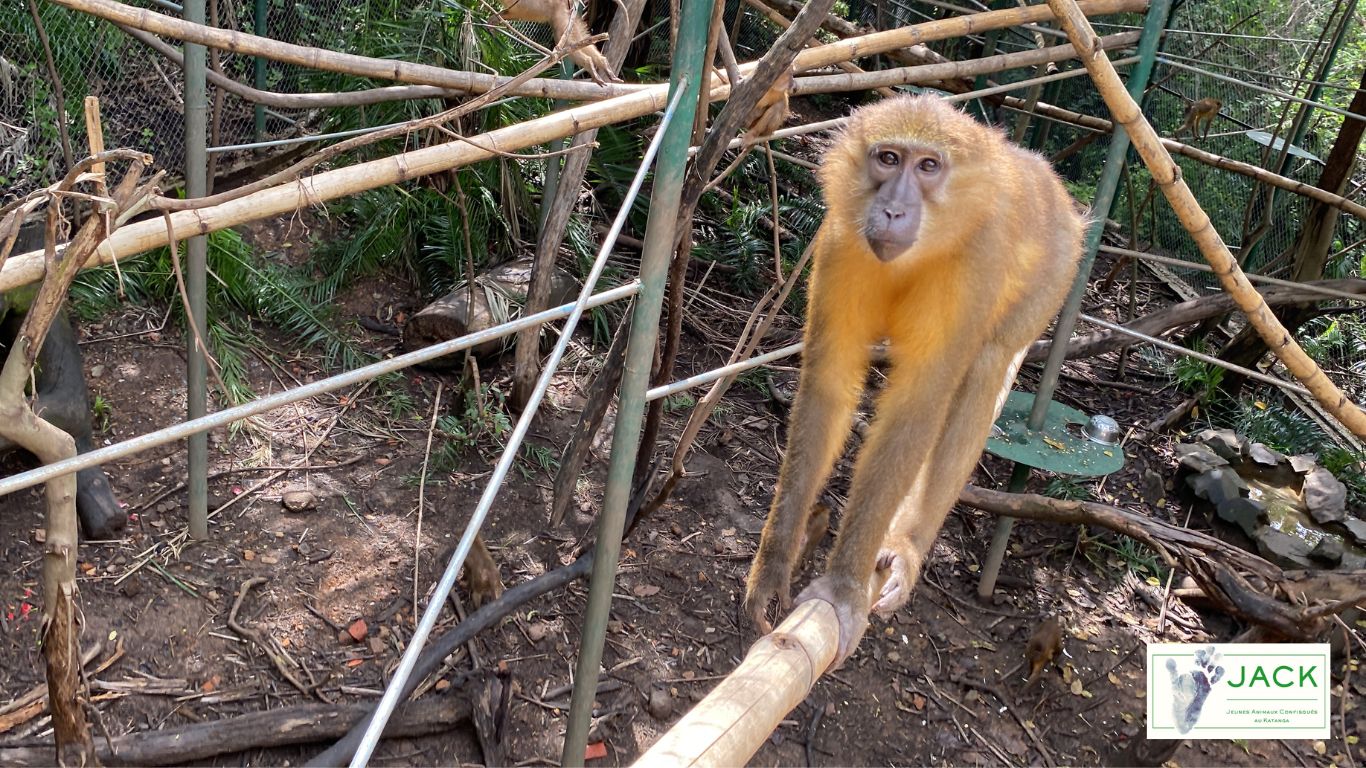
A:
[367, 636, 385, 655]
[646, 687, 674, 720]
[527, 621, 549, 642]
[347, 618, 369, 643]
[89, 364, 105, 379]
[1303, 468, 1347, 524]
[1185, 467, 1247, 506]
[1215, 498, 1266, 538]
[1309, 537, 1344, 566]
[282, 488, 317, 512]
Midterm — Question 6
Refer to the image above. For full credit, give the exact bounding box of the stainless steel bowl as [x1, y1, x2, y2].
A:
[1083, 414, 1121, 445]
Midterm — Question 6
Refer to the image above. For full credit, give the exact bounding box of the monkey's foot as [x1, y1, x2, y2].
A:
[870, 548, 913, 618]
[796, 575, 869, 668]
[742, 563, 793, 635]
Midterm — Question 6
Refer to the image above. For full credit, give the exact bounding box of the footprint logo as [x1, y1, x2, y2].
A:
[1166, 646, 1224, 734]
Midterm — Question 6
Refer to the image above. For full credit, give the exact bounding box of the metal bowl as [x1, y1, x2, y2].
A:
[1083, 414, 1121, 445]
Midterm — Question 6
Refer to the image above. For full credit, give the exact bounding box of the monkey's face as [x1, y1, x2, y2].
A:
[861, 141, 947, 262]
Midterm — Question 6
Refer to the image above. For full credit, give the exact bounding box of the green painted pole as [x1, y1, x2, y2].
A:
[978, 0, 1172, 599]
[253, 0, 266, 142]
[184, 0, 209, 540]
[558, 0, 713, 763]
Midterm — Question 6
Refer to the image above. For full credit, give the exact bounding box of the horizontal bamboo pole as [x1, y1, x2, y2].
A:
[47, 0, 645, 102]
[5, 0, 1147, 291]
[789, 0, 1146, 72]
[52, 0, 1142, 104]
[0, 87, 664, 292]
[634, 599, 838, 768]
[1048, 0, 1366, 437]
[794, 30, 1139, 94]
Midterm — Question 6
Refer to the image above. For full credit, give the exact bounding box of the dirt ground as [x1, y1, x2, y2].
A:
[0, 218, 1358, 767]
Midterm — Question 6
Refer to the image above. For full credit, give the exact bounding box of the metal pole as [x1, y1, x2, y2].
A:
[253, 0, 266, 142]
[977, 0, 1172, 599]
[560, 0, 713, 762]
[347, 83, 683, 766]
[184, 0, 209, 540]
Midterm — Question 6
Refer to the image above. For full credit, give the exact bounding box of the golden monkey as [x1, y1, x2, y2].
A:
[1175, 97, 1220, 141]
[495, 0, 620, 85]
[743, 95, 1084, 665]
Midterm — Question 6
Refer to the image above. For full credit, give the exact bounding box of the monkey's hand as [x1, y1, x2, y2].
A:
[743, 558, 794, 635]
[870, 548, 913, 618]
[796, 574, 870, 668]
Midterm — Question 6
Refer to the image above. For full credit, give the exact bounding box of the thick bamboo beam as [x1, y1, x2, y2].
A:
[634, 600, 838, 767]
[0, 86, 667, 292]
[1047, 0, 1366, 437]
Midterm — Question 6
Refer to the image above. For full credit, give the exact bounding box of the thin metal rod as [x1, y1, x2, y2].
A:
[1155, 56, 1366, 125]
[348, 87, 688, 768]
[183, 0, 209, 540]
[1077, 313, 1312, 395]
[561, 0, 712, 761]
[646, 343, 804, 401]
[1098, 245, 1366, 302]
[0, 284, 639, 500]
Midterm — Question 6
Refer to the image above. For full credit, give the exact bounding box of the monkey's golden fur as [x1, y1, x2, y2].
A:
[1175, 97, 1220, 141]
[744, 95, 1084, 663]
[495, 0, 618, 84]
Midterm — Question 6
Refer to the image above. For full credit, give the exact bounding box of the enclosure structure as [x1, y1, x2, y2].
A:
[1, 0, 1364, 764]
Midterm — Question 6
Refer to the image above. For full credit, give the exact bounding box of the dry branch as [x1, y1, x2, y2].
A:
[957, 485, 1361, 638]
[1025, 278, 1366, 363]
[1047, 0, 1366, 437]
[0, 697, 469, 767]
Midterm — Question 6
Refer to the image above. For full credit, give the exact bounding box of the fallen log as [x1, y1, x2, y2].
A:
[0, 696, 468, 767]
[402, 258, 576, 367]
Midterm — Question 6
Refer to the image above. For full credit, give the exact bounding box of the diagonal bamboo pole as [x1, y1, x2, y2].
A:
[1045, 0, 1366, 438]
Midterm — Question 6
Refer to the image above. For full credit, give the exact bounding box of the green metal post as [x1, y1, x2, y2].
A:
[253, 0, 266, 142]
[559, 0, 714, 763]
[185, 0, 209, 539]
[978, 0, 1172, 599]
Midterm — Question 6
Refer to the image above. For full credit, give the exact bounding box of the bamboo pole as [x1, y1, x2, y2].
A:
[50, 0, 1142, 104]
[0, 86, 668, 292]
[1046, 0, 1366, 437]
[47, 0, 644, 102]
[789, 0, 1145, 72]
[793, 30, 1140, 94]
[2, 1, 1147, 293]
[634, 600, 838, 768]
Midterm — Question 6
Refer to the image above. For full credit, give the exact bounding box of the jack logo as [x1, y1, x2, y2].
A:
[1147, 643, 1330, 740]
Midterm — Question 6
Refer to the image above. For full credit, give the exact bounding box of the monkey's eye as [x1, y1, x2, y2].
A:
[876, 150, 900, 167]
[917, 157, 941, 173]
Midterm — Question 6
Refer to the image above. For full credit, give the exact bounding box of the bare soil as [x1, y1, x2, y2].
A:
[0, 218, 1354, 767]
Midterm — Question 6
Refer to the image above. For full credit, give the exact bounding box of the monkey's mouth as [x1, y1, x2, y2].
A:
[866, 236, 916, 262]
